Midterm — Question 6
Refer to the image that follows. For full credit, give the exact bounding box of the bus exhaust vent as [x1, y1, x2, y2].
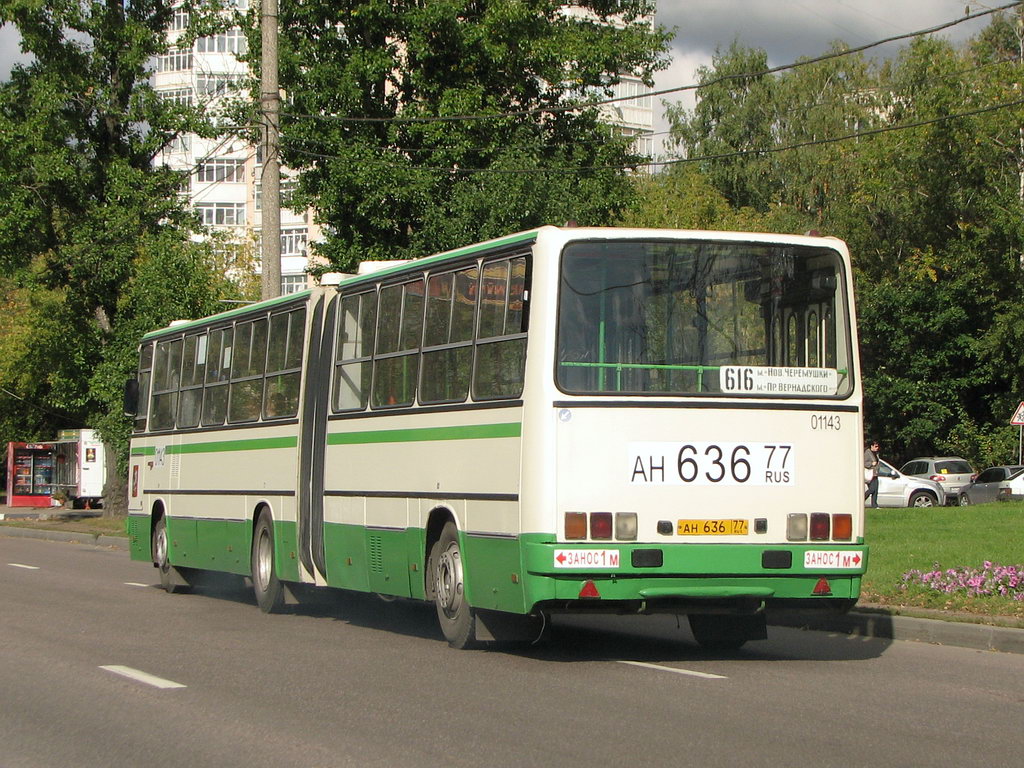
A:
[368, 535, 384, 573]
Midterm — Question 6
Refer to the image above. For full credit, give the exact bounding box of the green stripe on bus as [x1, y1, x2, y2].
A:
[170, 436, 298, 454]
[328, 422, 521, 445]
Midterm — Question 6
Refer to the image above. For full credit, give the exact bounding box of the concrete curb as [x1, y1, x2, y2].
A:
[769, 608, 1024, 655]
[3, 524, 1021, 654]
[0, 525, 127, 551]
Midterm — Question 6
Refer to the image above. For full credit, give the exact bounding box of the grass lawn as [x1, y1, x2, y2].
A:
[863, 502, 1024, 623]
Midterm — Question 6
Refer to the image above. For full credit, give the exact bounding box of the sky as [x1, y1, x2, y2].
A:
[651, 0, 999, 149]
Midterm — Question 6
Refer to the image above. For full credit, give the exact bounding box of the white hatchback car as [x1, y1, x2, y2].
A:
[871, 460, 945, 508]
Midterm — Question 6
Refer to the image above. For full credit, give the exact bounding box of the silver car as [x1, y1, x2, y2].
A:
[899, 456, 976, 505]
[872, 460, 944, 508]
[958, 465, 1024, 505]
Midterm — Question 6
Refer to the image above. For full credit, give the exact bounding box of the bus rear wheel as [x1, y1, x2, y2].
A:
[433, 522, 477, 649]
[252, 512, 284, 613]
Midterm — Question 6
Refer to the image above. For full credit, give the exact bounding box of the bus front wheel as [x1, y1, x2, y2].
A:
[153, 516, 187, 594]
[433, 522, 477, 649]
[252, 512, 284, 613]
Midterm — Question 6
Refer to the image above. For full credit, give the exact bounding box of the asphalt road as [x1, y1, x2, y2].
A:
[2, 536, 1023, 768]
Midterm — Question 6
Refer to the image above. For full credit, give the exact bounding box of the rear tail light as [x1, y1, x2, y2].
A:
[564, 512, 638, 541]
[832, 514, 853, 540]
[809, 513, 830, 541]
[590, 512, 613, 539]
[787, 513, 808, 541]
[928, 474, 946, 482]
[615, 512, 638, 540]
[565, 512, 587, 540]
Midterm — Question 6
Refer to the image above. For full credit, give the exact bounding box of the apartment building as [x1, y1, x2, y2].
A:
[154, 3, 654, 293]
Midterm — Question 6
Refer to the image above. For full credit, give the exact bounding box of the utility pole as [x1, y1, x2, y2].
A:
[260, 0, 281, 299]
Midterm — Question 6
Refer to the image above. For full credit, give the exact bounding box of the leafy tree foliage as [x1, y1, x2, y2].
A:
[645, 13, 1024, 467]
[0, 0, 239, 509]
[265, 0, 671, 270]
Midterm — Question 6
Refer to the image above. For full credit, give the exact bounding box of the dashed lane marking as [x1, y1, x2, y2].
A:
[8, 563, 40, 570]
[617, 660, 728, 679]
[100, 665, 187, 689]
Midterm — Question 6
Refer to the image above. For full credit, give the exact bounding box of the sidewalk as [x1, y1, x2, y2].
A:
[2, 504, 1022, 654]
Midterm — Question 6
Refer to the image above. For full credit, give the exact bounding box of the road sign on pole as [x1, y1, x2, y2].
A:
[1013, 402, 1024, 464]
[1012, 401, 1024, 426]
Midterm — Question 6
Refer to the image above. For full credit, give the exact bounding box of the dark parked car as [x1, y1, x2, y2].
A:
[899, 456, 975, 505]
[958, 465, 1024, 505]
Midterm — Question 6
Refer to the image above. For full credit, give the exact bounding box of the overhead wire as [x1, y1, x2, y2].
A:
[278, 0, 1023, 127]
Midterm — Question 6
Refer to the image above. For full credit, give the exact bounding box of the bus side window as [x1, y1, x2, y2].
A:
[177, 332, 207, 429]
[151, 337, 183, 431]
[473, 256, 527, 400]
[202, 326, 231, 426]
[229, 318, 268, 423]
[372, 279, 422, 408]
[264, 308, 305, 419]
[134, 342, 154, 432]
[420, 266, 475, 404]
[333, 291, 376, 411]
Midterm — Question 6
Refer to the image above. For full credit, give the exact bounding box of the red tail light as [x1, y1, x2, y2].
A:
[928, 474, 946, 482]
[590, 512, 613, 539]
[809, 513, 830, 541]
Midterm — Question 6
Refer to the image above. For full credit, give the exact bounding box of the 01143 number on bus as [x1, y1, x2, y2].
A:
[628, 442, 795, 486]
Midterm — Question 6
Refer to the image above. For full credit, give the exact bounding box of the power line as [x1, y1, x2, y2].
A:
[275, 97, 1024, 175]
[278, 1, 1022, 127]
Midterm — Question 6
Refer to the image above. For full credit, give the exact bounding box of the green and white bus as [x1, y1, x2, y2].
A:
[125, 226, 867, 650]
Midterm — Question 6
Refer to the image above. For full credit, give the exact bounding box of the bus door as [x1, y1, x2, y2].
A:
[296, 289, 336, 582]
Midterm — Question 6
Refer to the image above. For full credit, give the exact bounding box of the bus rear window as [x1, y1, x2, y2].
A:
[556, 240, 853, 397]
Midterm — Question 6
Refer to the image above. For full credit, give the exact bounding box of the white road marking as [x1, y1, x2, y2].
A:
[100, 665, 186, 689]
[617, 660, 727, 679]
[8, 563, 40, 570]
[124, 582, 149, 587]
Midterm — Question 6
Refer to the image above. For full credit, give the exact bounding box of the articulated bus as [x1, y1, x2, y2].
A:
[124, 226, 867, 650]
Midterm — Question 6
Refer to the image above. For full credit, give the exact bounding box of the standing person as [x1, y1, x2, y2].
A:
[864, 439, 880, 508]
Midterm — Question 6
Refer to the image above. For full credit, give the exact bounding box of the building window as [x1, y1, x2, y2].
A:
[169, 8, 189, 32]
[196, 75, 244, 97]
[280, 227, 307, 257]
[255, 178, 298, 211]
[158, 88, 193, 106]
[196, 202, 247, 226]
[196, 158, 246, 183]
[195, 27, 248, 55]
[280, 274, 308, 295]
[158, 47, 193, 72]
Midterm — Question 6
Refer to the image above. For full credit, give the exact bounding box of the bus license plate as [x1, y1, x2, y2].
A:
[677, 519, 749, 535]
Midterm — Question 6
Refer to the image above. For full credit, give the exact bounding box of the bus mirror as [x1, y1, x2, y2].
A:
[123, 378, 139, 416]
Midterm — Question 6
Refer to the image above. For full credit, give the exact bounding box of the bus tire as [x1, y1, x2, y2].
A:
[433, 522, 477, 649]
[252, 511, 284, 614]
[153, 516, 188, 594]
[688, 614, 759, 651]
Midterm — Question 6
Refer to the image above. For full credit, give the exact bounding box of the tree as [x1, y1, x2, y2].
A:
[263, 0, 671, 270]
[654, 18, 1024, 466]
[0, 0, 240, 512]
